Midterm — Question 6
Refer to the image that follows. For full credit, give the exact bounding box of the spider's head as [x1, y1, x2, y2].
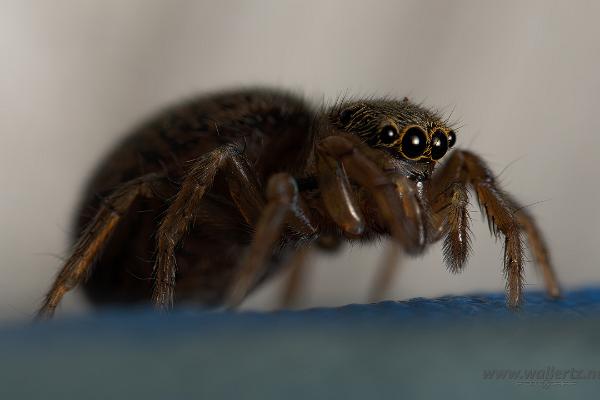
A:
[329, 97, 456, 180]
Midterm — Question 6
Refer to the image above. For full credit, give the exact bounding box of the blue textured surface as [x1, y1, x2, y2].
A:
[2, 288, 600, 399]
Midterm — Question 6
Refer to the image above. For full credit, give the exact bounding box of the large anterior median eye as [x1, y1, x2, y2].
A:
[401, 127, 427, 159]
[431, 129, 449, 160]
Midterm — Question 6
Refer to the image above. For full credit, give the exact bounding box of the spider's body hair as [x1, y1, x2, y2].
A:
[37, 87, 559, 318]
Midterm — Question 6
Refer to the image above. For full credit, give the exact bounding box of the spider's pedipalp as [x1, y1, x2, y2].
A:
[317, 135, 426, 252]
[315, 142, 365, 237]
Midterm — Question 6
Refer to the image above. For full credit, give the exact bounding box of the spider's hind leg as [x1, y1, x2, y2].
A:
[37, 173, 165, 319]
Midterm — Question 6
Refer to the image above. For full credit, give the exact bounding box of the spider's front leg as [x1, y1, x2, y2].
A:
[429, 150, 560, 307]
[510, 201, 560, 298]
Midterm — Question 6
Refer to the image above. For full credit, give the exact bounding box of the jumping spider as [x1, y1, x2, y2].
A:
[38, 88, 561, 318]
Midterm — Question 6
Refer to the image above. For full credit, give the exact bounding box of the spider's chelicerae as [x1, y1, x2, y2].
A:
[38, 88, 560, 318]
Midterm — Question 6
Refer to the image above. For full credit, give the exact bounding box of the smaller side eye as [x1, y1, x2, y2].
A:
[431, 129, 449, 160]
[401, 127, 428, 159]
[339, 108, 354, 125]
[379, 125, 399, 144]
[447, 130, 456, 148]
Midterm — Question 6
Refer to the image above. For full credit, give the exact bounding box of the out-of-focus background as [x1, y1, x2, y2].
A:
[1, 0, 598, 321]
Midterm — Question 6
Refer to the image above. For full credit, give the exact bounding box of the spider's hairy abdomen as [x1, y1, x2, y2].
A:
[76, 88, 316, 305]
[82, 88, 315, 201]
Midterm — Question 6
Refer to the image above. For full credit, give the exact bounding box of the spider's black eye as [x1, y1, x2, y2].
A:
[401, 127, 428, 159]
[431, 129, 449, 160]
[379, 125, 399, 144]
[447, 130, 457, 148]
[339, 108, 354, 125]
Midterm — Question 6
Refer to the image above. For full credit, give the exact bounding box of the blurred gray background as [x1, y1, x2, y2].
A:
[1, 0, 598, 321]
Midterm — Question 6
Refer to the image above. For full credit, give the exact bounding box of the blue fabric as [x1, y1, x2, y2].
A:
[2, 288, 600, 399]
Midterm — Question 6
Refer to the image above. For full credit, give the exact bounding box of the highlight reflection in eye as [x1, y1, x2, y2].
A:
[379, 125, 398, 144]
[431, 129, 449, 160]
[401, 127, 427, 159]
[448, 130, 456, 148]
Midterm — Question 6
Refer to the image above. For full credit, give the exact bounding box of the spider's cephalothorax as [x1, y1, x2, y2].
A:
[332, 99, 456, 162]
[329, 99, 457, 179]
[38, 88, 560, 318]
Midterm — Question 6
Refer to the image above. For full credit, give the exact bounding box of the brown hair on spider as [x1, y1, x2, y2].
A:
[36, 87, 560, 319]
[327, 98, 457, 180]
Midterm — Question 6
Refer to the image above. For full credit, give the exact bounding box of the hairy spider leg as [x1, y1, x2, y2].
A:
[368, 242, 403, 302]
[428, 165, 472, 273]
[278, 245, 312, 309]
[278, 234, 344, 308]
[429, 150, 525, 308]
[37, 173, 165, 319]
[152, 145, 266, 310]
[225, 173, 317, 308]
[509, 196, 561, 298]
